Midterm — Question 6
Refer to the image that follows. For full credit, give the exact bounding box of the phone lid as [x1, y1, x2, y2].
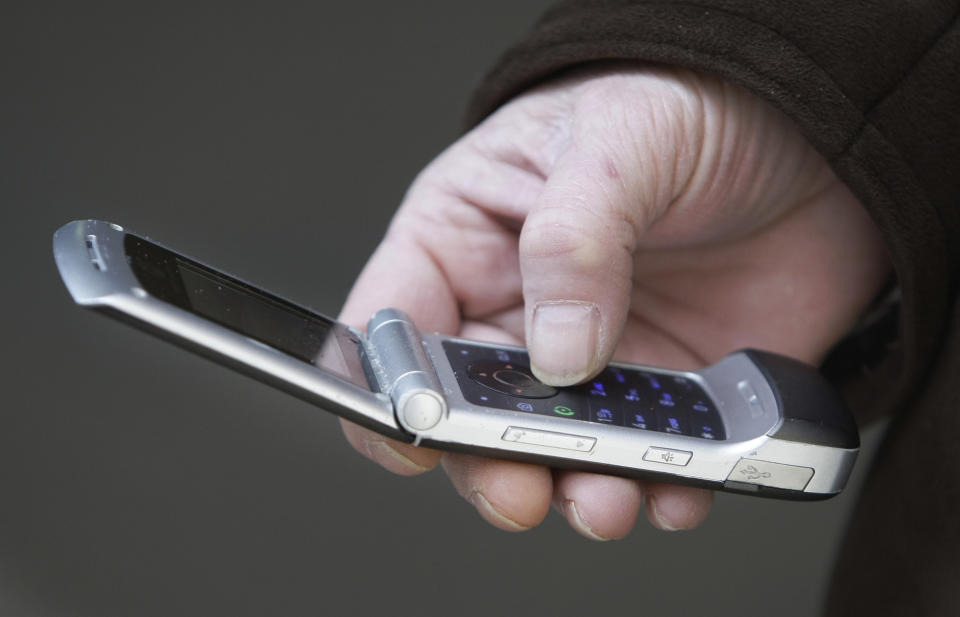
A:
[53, 219, 409, 442]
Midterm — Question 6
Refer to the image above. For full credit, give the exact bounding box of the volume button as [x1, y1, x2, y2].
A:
[642, 447, 693, 466]
[501, 427, 596, 453]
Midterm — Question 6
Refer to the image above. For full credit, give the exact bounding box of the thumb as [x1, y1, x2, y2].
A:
[520, 108, 681, 385]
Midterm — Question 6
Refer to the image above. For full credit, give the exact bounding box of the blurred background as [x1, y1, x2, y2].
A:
[2, 2, 885, 615]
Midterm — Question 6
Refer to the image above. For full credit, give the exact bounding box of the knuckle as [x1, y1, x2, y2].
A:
[520, 206, 622, 271]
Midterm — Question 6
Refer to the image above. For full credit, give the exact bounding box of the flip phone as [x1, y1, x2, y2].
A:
[54, 220, 859, 499]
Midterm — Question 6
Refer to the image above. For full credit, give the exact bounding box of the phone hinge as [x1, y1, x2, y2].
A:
[363, 309, 447, 442]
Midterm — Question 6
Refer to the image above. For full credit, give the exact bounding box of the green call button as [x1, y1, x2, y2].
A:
[553, 405, 575, 417]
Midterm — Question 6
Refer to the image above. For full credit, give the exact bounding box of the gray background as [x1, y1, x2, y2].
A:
[2, 2, 883, 616]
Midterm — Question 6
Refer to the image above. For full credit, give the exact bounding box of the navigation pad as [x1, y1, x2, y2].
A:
[467, 360, 559, 398]
[442, 340, 726, 440]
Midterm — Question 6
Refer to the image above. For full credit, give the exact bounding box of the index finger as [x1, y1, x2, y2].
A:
[338, 231, 459, 333]
[336, 229, 458, 474]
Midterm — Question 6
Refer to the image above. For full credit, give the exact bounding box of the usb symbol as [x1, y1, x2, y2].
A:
[740, 464, 772, 481]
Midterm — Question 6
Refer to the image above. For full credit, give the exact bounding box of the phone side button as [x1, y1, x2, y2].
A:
[726, 459, 814, 491]
[642, 447, 693, 466]
[736, 380, 766, 418]
[501, 427, 596, 453]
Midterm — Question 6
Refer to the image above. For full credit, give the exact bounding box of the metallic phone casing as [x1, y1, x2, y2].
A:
[54, 219, 859, 500]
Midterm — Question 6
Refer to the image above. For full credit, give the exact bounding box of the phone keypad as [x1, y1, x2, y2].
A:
[442, 341, 726, 440]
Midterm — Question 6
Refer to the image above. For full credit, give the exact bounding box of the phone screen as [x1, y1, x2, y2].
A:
[124, 235, 370, 390]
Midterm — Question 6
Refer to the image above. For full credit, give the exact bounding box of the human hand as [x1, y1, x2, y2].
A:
[337, 65, 889, 539]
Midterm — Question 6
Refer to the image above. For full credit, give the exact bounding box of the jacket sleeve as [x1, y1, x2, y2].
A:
[465, 0, 960, 424]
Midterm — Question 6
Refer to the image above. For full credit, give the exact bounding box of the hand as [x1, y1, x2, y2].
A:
[337, 65, 889, 539]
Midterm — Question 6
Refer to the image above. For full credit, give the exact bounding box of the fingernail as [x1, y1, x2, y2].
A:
[529, 301, 600, 385]
[365, 440, 430, 474]
[648, 495, 679, 532]
[563, 499, 609, 541]
[469, 491, 531, 532]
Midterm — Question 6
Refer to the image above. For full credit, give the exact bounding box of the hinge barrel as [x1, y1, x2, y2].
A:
[365, 309, 446, 434]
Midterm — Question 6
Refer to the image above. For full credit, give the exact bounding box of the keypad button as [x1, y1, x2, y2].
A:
[659, 411, 691, 436]
[656, 391, 679, 408]
[587, 379, 611, 398]
[691, 400, 712, 413]
[546, 396, 586, 421]
[622, 386, 644, 404]
[695, 423, 719, 440]
[626, 409, 654, 430]
[668, 375, 697, 394]
[588, 399, 622, 425]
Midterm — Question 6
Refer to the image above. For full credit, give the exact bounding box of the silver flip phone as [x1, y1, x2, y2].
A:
[54, 220, 859, 500]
